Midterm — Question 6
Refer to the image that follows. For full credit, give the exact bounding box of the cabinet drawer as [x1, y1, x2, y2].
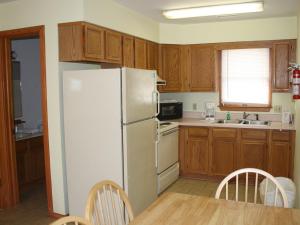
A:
[242, 129, 267, 140]
[272, 131, 289, 141]
[212, 128, 236, 138]
[188, 127, 209, 137]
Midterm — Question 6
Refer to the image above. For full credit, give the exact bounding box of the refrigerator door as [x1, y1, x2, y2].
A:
[63, 69, 123, 216]
[123, 118, 158, 215]
[122, 68, 157, 124]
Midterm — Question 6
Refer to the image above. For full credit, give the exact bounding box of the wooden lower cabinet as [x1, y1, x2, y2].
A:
[269, 141, 290, 177]
[179, 126, 294, 179]
[210, 139, 236, 176]
[239, 140, 267, 170]
[15, 136, 44, 186]
[185, 137, 209, 175]
[180, 127, 209, 177]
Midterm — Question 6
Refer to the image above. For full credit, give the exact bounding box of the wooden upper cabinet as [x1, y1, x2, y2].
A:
[134, 38, 147, 69]
[273, 40, 296, 92]
[147, 41, 159, 72]
[59, 22, 105, 62]
[160, 45, 181, 92]
[105, 30, 122, 64]
[122, 35, 135, 68]
[84, 24, 105, 60]
[190, 44, 216, 91]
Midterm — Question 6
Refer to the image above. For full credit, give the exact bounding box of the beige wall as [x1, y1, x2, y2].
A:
[0, 0, 85, 214]
[293, 12, 300, 208]
[83, 0, 159, 42]
[159, 16, 298, 44]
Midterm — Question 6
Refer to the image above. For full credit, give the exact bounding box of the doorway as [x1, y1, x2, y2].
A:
[0, 26, 53, 217]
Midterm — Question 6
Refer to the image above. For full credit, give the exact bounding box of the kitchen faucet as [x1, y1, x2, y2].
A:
[242, 112, 259, 120]
[243, 112, 250, 119]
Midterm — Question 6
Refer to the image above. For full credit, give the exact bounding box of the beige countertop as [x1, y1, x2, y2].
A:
[173, 118, 295, 131]
[16, 132, 43, 141]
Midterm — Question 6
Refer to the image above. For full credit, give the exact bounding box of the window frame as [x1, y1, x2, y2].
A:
[216, 41, 273, 112]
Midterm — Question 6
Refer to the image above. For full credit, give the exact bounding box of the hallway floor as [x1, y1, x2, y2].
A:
[0, 182, 55, 225]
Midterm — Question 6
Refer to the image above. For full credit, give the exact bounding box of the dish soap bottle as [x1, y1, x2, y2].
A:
[226, 112, 231, 121]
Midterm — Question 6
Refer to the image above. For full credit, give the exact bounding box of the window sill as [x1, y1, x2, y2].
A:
[219, 105, 272, 112]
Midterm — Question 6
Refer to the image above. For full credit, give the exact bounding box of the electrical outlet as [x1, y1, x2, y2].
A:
[193, 103, 197, 111]
[273, 105, 282, 113]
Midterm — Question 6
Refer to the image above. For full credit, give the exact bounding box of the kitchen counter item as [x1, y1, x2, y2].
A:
[129, 192, 300, 225]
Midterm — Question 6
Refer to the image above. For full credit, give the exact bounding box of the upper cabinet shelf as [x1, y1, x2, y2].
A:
[58, 22, 159, 73]
[59, 22, 122, 64]
[58, 22, 296, 94]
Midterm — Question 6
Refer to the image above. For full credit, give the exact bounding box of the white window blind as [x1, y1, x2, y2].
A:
[221, 48, 270, 105]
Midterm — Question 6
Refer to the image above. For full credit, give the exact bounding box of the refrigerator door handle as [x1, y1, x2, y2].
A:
[155, 139, 158, 169]
[155, 90, 160, 117]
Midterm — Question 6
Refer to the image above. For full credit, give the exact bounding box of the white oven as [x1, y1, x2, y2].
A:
[157, 122, 179, 194]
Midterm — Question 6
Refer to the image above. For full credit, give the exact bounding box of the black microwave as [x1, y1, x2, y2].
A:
[157, 101, 183, 121]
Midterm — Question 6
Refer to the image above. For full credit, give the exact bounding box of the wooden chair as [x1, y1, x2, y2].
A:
[215, 168, 288, 208]
[85, 180, 134, 225]
[50, 216, 92, 225]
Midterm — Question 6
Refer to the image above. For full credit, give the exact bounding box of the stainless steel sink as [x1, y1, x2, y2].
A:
[214, 119, 240, 124]
[240, 120, 270, 126]
[214, 119, 270, 126]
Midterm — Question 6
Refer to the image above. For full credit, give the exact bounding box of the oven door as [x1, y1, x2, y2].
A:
[157, 127, 179, 174]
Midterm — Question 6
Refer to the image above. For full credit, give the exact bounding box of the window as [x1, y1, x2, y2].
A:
[220, 48, 271, 111]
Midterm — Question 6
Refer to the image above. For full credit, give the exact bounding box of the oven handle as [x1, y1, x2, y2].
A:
[155, 90, 160, 117]
[155, 119, 159, 169]
[161, 128, 179, 136]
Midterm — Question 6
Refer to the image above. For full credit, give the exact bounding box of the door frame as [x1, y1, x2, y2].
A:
[0, 26, 54, 215]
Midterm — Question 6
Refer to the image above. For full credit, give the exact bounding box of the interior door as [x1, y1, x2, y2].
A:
[0, 37, 19, 208]
[123, 118, 157, 215]
[122, 68, 157, 124]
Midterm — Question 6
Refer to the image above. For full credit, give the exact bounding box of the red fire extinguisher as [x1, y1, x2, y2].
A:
[292, 67, 300, 100]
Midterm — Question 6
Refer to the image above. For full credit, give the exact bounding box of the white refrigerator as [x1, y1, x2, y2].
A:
[63, 68, 159, 216]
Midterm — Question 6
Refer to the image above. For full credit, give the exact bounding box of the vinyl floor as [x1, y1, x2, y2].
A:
[0, 183, 55, 225]
[0, 178, 261, 225]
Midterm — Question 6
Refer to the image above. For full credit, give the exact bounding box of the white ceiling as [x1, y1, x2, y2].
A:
[114, 0, 300, 24]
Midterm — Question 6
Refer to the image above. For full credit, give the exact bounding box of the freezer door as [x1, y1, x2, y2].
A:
[63, 69, 123, 216]
[123, 118, 158, 215]
[122, 68, 157, 124]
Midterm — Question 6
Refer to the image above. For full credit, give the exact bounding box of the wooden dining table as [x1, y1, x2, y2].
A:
[130, 192, 300, 225]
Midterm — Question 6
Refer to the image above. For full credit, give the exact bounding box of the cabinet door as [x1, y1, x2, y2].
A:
[269, 141, 290, 177]
[185, 137, 209, 175]
[134, 38, 147, 69]
[105, 30, 122, 64]
[123, 35, 135, 68]
[210, 139, 236, 176]
[29, 137, 44, 181]
[84, 24, 105, 60]
[160, 45, 181, 92]
[272, 41, 294, 92]
[147, 41, 159, 72]
[190, 45, 215, 91]
[239, 140, 267, 170]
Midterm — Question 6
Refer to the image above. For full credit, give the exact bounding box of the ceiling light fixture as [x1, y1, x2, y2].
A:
[162, 1, 264, 19]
